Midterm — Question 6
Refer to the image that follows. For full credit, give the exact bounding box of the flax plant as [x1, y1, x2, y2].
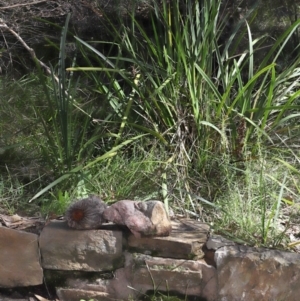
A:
[35, 15, 91, 173]
[65, 0, 300, 245]
[30, 15, 146, 202]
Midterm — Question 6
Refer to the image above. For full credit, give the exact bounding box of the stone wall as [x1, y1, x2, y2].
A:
[0, 219, 300, 300]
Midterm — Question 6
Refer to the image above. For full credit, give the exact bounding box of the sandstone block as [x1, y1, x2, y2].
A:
[206, 234, 236, 250]
[39, 221, 123, 271]
[128, 220, 210, 259]
[129, 253, 217, 301]
[56, 288, 112, 301]
[215, 245, 300, 301]
[0, 227, 43, 287]
[63, 252, 217, 301]
[0, 294, 27, 301]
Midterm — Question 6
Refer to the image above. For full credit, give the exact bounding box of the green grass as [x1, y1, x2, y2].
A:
[38, 149, 165, 214]
[0, 175, 24, 215]
[1, 0, 300, 250]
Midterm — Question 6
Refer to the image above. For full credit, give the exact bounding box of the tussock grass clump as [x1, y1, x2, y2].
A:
[1, 0, 300, 248]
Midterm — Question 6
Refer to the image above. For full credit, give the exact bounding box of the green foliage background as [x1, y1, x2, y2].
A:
[1, 0, 300, 249]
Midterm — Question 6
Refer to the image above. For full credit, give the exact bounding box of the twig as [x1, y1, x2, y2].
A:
[0, 26, 12, 68]
[0, 0, 47, 10]
[0, 19, 52, 76]
[0, 18, 92, 118]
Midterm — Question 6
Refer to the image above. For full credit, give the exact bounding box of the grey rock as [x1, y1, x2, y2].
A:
[206, 234, 236, 250]
[39, 220, 123, 271]
[0, 227, 43, 287]
[128, 220, 209, 259]
[215, 245, 300, 301]
[56, 288, 112, 301]
[63, 251, 218, 301]
[0, 295, 27, 301]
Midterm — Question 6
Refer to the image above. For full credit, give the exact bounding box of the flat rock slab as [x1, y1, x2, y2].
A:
[0, 227, 43, 287]
[0, 296, 27, 301]
[128, 219, 210, 259]
[56, 288, 112, 301]
[206, 234, 236, 250]
[39, 221, 123, 271]
[59, 252, 217, 301]
[215, 245, 300, 301]
[129, 253, 217, 301]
